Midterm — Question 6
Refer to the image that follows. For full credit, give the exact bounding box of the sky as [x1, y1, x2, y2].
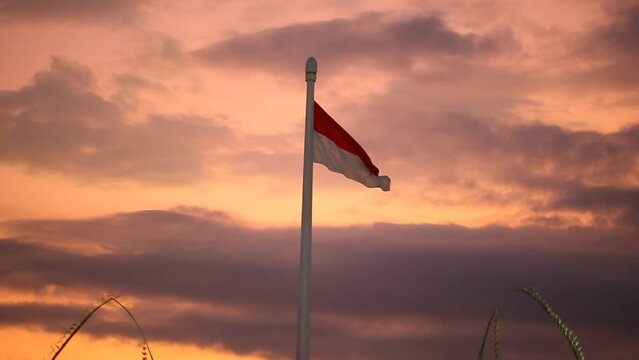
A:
[0, 0, 638, 359]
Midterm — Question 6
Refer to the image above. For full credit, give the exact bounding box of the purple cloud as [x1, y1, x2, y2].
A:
[0, 58, 235, 184]
[194, 13, 516, 74]
[1, 208, 637, 359]
[0, 0, 147, 22]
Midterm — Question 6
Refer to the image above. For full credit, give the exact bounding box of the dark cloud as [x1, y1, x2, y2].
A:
[0, 302, 82, 330]
[362, 104, 638, 180]
[0, 0, 147, 22]
[550, 185, 639, 228]
[584, 3, 639, 58]
[1, 209, 638, 359]
[194, 13, 517, 74]
[569, 3, 639, 90]
[113, 73, 169, 94]
[0, 57, 235, 183]
[341, 92, 639, 224]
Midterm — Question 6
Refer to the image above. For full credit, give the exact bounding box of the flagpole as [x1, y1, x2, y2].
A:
[297, 56, 316, 360]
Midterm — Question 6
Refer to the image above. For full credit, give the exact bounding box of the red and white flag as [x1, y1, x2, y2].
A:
[313, 101, 390, 191]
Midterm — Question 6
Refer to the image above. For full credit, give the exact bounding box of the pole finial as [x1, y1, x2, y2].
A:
[305, 57, 317, 73]
[305, 57, 317, 81]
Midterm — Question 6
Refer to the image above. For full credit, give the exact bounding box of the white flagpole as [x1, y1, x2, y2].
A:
[297, 56, 316, 360]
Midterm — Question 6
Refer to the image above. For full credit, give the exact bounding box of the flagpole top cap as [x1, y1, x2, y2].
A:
[305, 57, 317, 74]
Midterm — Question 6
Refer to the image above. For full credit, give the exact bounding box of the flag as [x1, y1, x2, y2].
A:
[313, 101, 391, 191]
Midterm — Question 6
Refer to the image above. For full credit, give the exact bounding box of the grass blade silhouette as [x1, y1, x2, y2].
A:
[519, 287, 585, 360]
[48, 295, 154, 360]
[477, 307, 498, 360]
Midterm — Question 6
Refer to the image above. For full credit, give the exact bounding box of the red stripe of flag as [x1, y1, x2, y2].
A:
[313, 101, 380, 176]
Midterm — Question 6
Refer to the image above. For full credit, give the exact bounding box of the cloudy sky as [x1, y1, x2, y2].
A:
[1, 0, 638, 359]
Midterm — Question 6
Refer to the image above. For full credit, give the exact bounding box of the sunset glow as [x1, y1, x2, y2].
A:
[1, 0, 638, 359]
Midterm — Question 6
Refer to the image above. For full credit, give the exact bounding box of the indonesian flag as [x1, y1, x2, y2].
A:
[313, 101, 391, 191]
